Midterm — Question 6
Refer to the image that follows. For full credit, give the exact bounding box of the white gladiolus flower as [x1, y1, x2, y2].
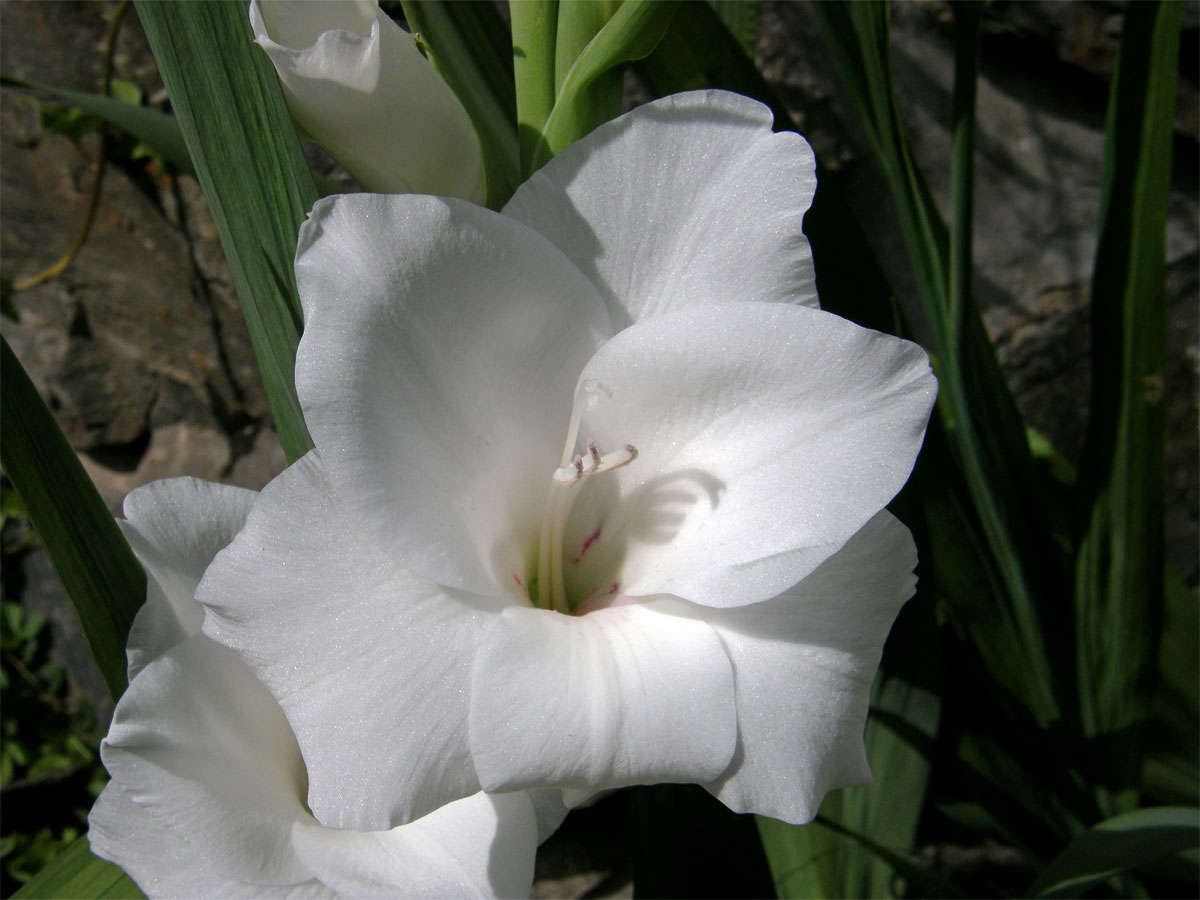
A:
[250, 0, 486, 203]
[88, 479, 556, 899]
[199, 90, 937, 834]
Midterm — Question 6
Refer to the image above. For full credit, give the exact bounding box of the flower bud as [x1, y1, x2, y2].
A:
[250, 0, 486, 203]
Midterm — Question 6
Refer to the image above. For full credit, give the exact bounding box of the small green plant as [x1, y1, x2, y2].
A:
[0, 599, 106, 892]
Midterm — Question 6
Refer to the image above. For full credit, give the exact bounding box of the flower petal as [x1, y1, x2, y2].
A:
[98, 635, 311, 887]
[118, 478, 256, 678]
[702, 511, 918, 823]
[89, 784, 332, 899]
[250, 0, 485, 201]
[201, 452, 501, 831]
[503, 90, 818, 330]
[527, 789, 571, 844]
[560, 302, 936, 608]
[291, 792, 537, 900]
[469, 599, 737, 794]
[294, 193, 612, 596]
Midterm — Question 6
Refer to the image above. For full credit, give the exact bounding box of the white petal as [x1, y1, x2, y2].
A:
[292, 792, 537, 899]
[99, 636, 312, 887]
[469, 599, 737, 793]
[200, 452, 501, 831]
[704, 511, 918, 823]
[527, 788, 571, 844]
[560, 302, 936, 608]
[90, 784, 332, 899]
[294, 193, 611, 596]
[118, 478, 256, 679]
[250, 0, 485, 202]
[503, 90, 818, 330]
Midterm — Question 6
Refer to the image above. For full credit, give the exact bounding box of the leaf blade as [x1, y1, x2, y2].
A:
[1026, 806, 1199, 898]
[11, 837, 143, 900]
[533, 0, 675, 169]
[1, 336, 145, 700]
[1072, 0, 1181, 815]
[0, 75, 193, 175]
[134, 0, 316, 463]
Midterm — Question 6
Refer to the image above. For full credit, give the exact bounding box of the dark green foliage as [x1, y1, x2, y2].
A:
[0, 601, 107, 896]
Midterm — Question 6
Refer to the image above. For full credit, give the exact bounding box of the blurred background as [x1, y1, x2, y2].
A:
[0, 1, 1196, 896]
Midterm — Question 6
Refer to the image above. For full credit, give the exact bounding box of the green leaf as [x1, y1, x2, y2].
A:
[11, 836, 142, 899]
[548, 0, 624, 164]
[1144, 571, 1199, 805]
[707, 0, 757, 58]
[554, 1, 621, 93]
[24, 98, 103, 143]
[401, 0, 520, 208]
[134, 0, 316, 463]
[108, 79, 142, 106]
[1072, 0, 1181, 816]
[1, 75, 193, 175]
[1026, 806, 1199, 898]
[637, 0, 789, 111]
[1, 337, 145, 700]
[533, 0, 675, 170]
[812, 0, 1065, 734]
[758, 808, 962, 900]
[510, 0, 558, 178]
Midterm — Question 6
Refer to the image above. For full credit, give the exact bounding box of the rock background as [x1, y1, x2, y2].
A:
[0, 1, 1196, 897]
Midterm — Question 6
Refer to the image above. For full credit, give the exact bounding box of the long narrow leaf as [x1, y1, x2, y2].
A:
[549, 0, 624, 155]
[636, 0, 792, 125]
[135, 0, 316, 463]
[1073, 0, 1181, 816]
[758, 803, 962, 900]
[554, 1, 618, 92]
[11, 836, 142, 900]
[401, 0, 520, 208]
[1026, 806, 1199, 898]
[1143, 571, 1199, 805]
[533, 0, 675, 170]
[811, 0, 1063, 731]
[1, 336, 145, 700]
[510, 0, 558, 178]
[707, 0, 757, 58]
[0, 75, 193, 174]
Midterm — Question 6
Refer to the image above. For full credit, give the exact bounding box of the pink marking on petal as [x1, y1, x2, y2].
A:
[512, 573, 524, 587]
[570, 528, 602, 565]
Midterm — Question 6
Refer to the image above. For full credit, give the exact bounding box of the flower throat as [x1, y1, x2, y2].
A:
[535, 438, 638, 614]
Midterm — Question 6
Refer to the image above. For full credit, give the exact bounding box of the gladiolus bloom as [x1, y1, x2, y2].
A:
[200, 90, 937, 832]
[250, 0, 486, 203]
[89, 480, 555, 898]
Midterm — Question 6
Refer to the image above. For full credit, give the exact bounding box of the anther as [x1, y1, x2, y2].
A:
[553, 442, 639, 485]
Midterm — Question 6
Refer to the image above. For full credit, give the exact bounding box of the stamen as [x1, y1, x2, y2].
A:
[552, 443, 638, 485]
[538, 438, 640, 612]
